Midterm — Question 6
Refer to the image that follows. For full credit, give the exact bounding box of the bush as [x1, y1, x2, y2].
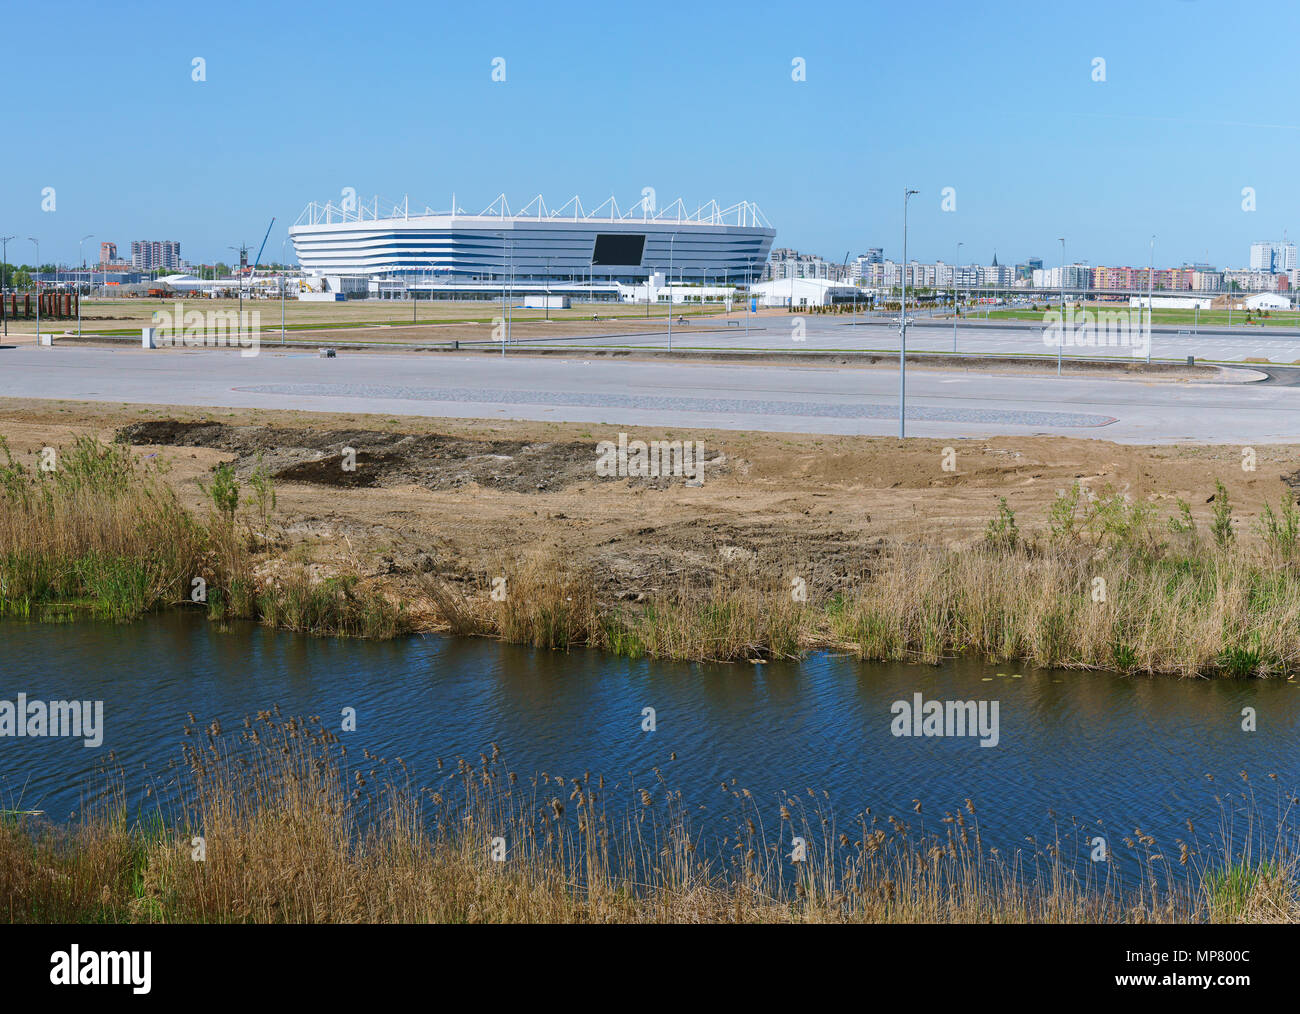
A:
[984, 498, 1019, 551]
[1210, 479, 1235, 550]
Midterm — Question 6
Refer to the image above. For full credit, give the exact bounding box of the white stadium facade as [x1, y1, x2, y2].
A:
[288, 193, 776, 301]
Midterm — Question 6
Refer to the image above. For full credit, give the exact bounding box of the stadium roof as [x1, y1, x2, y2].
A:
[295, 193, 771, 229]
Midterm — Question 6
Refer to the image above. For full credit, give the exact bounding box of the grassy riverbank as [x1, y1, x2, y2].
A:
[0, 436, 407, 637]
[439, 484, 1300, 676]
[1, 713, 1293, 923]
[6, 434, 1300, 675]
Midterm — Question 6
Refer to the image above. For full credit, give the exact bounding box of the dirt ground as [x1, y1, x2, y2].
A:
[1, 397, 1296, 608]
[3, 296, 747, 345]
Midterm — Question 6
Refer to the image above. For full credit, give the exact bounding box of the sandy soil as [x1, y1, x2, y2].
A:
[0, 397, 1295, 607]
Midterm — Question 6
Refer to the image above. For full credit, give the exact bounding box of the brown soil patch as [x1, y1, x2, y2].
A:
[1, 398, 1296, 612]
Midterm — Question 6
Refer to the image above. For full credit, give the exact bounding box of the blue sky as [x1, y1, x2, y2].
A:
[5, 0, 1298, 269]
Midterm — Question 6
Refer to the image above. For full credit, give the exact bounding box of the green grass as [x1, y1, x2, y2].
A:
[0, 435, 408, 639]
[986, 306, 1300, 330]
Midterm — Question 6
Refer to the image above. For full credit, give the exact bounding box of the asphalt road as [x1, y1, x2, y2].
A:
[481, 315, 1300, 365]
[3, 343, 1298, 444]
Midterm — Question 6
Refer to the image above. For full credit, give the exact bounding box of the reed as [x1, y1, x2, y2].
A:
[0, 436, 405, 639]
[1, 714, 1294, 923]
[0, 435, 202, 620]
[422, 483, 1300, 675]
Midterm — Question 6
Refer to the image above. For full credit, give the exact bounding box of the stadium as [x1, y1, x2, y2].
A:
[287, 193, 777, 300]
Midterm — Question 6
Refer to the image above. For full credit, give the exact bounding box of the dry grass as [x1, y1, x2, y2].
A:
[417, 486, 1300, 676]
[2, 713, 1295, 923]
[0, 436, 405, 637]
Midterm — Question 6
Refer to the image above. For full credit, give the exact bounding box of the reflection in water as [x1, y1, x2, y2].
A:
[1, 613, 1296, 884]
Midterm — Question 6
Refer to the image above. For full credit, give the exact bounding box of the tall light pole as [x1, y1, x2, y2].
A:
[667, 232, 679, 352]
[1058, 237, 1066, 376]
[495, 232, 513, 356]
[745, 258, 753, 339]
[498, 233, 507, 356]
[77, 234, 93, 337]
[280, 236, 289, 345]
[228, 245, 243, 317]
[952, 240, 963, 353]
[1146, 234, 1155, 364]
[900, 189, 918, 438]
[28, 238, 39, 345]
[0, 236, 13, 337]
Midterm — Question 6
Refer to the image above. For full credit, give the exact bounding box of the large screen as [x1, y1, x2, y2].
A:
[592, 233, 646, 266]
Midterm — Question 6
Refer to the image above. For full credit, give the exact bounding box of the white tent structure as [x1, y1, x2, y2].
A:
[751, 277, 858, 308]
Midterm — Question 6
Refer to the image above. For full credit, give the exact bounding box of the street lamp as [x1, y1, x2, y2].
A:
[28, 238, 40, 345]
[745, 259, 752, 338]
[1058, 237, 1066, 376]
[280, 236, 290, 345]
[667, 232, 679, 352]
[953, 240, 963, 353]
[78, 234, 93, 337]
[496, 232, 513, 356]
[1147, 234, 1155, 364]
[0, 236, 13, 337]
[900, 189, 919, 438]
[228, 245, 243, 317]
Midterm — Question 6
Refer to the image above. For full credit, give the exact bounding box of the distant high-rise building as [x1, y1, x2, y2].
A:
[1015, 256, 1042, 281]
[99, 241, 118, 266]
[1249, 239, 1295, 274]
[763, 247, 848, 283]
[131, 240, 182, 271]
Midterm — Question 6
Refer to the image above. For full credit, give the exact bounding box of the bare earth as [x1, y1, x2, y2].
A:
[0, 397, 1295, 615]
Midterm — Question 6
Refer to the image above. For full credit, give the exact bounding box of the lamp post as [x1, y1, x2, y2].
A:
[953, 240, 963, 353]
[900, 189, 918, 438]
[77, 234, 93, 337]
[498, 234, 506, 355]
[280, 236, 289, 345]
[745, 258, 753, 339]
[667, 232, 679, 352]
[28, 238, 40, 345]
[0, 236, 13, 337]
[1058, 238, 1066, 376]
[227, 245, 243, 317]
[496, 232, 513, 356]
[1146, 234, 1155, 364]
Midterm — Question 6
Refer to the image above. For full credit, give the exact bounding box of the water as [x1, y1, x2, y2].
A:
[2, 613, 1297, 881]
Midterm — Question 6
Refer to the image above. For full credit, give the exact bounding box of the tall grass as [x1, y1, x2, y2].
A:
[0, 436, 404, 638]
[8, 435, 1300, 672]
[1, 714, 1294, 923]
[0, 435, 202, 620]
[421, 482, 1300, 675]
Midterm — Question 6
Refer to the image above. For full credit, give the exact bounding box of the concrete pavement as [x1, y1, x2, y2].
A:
[3, 343, 1299, 444]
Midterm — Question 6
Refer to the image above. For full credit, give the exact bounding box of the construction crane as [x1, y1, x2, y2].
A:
[246, 217, 276, 286]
